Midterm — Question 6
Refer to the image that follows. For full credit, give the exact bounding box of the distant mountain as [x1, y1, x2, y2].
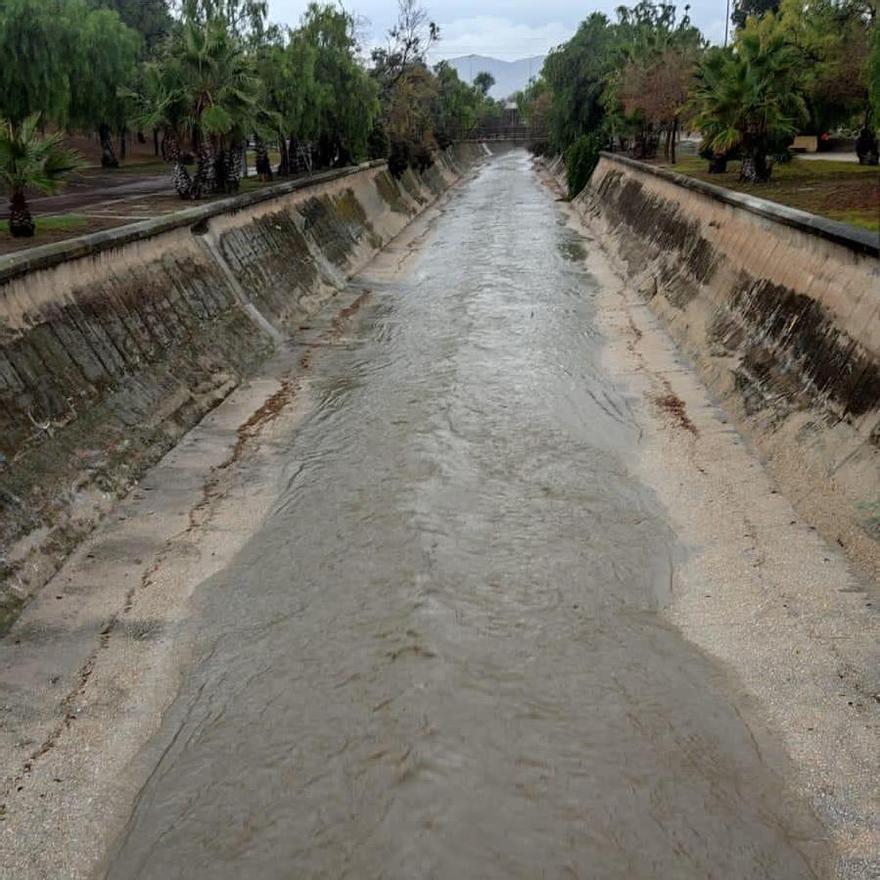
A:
[445, 55, 546, 100]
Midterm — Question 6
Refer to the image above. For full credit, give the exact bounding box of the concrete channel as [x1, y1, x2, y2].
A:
[0, 146, 878, 878]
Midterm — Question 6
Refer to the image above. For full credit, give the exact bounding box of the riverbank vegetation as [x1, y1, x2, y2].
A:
[517, 0, 879, 195]
[1, 0, 876, 233]
[0, 0, 499, 235]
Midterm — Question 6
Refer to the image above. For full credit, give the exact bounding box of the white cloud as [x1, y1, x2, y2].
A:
[702, 16, 730, 46]
[268, 1, 736, 62]
[430, 16, 571, 62]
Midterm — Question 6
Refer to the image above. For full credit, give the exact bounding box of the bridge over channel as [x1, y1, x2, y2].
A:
[452, 124, 549, 143]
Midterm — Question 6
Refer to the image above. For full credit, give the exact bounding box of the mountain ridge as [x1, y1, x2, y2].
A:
[444, 54, 545, 100]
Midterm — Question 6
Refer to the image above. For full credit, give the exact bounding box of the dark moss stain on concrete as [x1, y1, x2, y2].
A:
[595, 172, 719, 305]
[220, 209, 318, 324]
[333, 189, 383, 250]
[592, 164, 880, 424]
[375, 172, 408, 215]
[731, 277, 880, 417]
[298, 195, 360, 268]
[0, 250, 272, 612]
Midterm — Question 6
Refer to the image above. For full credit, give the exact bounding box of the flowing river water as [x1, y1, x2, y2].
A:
[103, 150, 827, 878]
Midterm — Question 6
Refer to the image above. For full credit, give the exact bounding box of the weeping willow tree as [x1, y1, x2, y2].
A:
[0, 0, 141, 166]
[0, 0, 76, 126]
[69, 8, 142, 167]
[298, 4, 379, 168]
[93, 0, 172, 52]
[431, 61, 482, 147]
[254, 26, 319, 176]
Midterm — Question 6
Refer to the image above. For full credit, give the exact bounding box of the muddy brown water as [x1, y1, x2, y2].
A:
[103, 151, 828, 879]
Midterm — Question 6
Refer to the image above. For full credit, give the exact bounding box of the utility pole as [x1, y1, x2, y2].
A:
[724, 0, 730, 46]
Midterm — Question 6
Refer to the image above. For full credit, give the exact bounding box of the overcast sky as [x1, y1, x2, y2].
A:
[268, 0, 729, 61]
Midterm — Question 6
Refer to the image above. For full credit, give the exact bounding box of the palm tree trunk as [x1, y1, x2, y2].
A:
[164, 133, 194, 199]
[255, 137, 272, 181]
[99, 122, 119, 169]
[740, 148, 772, 183]
[213, 145, 228, 193]
[218, 143, 241, 194]
[192, 140, 216, 199]
[174, 162, 194, 199]
[856, 123, 879, 165]
[9, 189, 35, 238]
[277, 135, 290, 177]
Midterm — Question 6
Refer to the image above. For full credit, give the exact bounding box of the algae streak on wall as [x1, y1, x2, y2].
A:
[0, 145, 483, 623]
[571, 152, 880, 580]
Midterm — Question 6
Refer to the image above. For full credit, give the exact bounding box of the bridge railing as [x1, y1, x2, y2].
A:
[451, 125, 549, 143]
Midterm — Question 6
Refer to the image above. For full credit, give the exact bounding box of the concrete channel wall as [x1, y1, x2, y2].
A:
[0, 144, 483, 618]
[568, 152, 880, 577]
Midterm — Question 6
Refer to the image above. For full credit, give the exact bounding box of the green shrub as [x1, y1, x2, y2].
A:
[388, 138, 413, 178]
[565, 133, 602, 199]
[529, 140, 551, 157]
[435, 131, 453, 150]
[413, 142, 434, 173]
[367, 124, 390, 161]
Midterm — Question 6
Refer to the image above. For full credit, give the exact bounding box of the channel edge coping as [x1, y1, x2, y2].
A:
[0, 160, 389, 285]
[598, 151, 880, 259]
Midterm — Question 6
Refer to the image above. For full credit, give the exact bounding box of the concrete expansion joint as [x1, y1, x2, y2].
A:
[195, 228, 283, 343]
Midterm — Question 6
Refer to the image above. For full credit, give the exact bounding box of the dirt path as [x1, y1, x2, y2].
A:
[0, 172, 170, 219]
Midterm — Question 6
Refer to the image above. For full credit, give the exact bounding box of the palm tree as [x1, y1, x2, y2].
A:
[0, 115, 83, 238]
[174, 16, 261, 197]
[691, 48, 734, 172]
[124, 63, 195, 199]
[127, 15, 261, 199]
[691, 34, 806, 182]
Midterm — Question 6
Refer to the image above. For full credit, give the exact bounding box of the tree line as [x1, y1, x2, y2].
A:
[516, 0, 880, 195]
[0, 0, 502, 236]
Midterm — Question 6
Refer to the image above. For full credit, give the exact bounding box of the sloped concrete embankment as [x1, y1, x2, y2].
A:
[0, 145, 483, 621]
[566, 153, 880, 580]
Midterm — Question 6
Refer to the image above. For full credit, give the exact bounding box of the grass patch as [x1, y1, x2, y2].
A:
[661, 156, 879, 233]
[112, 160, 168, 175]
[824, 210, 879, 232]
[238, 177, 275, 193]
[34, 213, 91, 231]
[0, 213, 90, 237]
[0, 213, 125, 255]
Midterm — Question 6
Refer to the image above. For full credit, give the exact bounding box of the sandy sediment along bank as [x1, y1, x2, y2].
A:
[0, 145, 484, 624]
[554, 153, 880, 586]
[539, 157, 880, 876]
